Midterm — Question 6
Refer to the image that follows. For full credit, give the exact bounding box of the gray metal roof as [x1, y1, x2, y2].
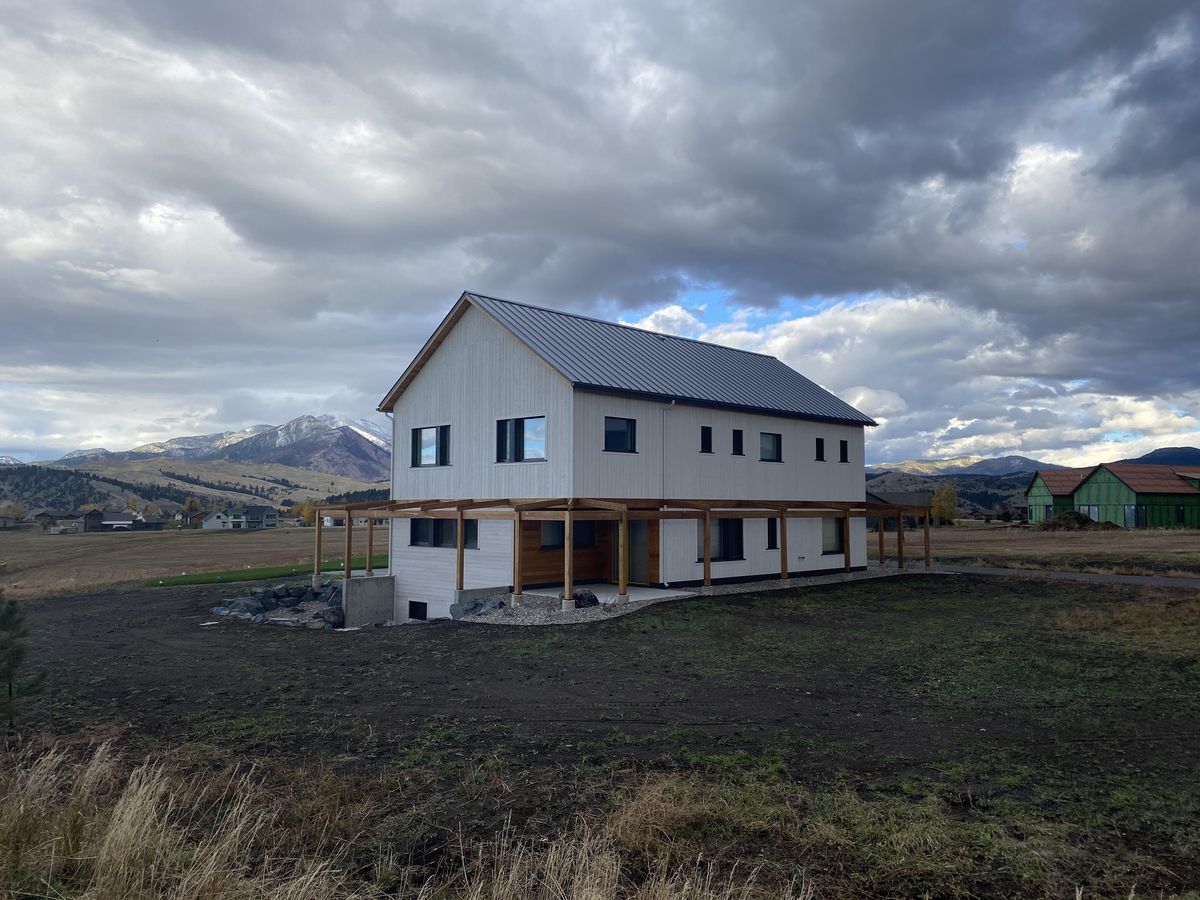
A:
[467, 293, 876, 426]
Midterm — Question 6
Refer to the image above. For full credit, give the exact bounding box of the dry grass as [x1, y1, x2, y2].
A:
[0, 527, 373, 599]
[873, 525, 1200, 577]
[1055, 589, 1200, 653]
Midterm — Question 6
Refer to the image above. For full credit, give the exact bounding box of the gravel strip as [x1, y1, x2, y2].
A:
[460, 563, 945, 627]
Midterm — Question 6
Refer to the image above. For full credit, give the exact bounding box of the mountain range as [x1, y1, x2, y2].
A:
[866, 454, 1062, 476]
[48, 415, 392, 481]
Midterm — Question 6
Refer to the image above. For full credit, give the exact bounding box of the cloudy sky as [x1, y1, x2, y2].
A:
[2, 0, 1198, 465]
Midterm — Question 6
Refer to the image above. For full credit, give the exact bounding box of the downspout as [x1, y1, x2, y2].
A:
[660, 399, 676, 587]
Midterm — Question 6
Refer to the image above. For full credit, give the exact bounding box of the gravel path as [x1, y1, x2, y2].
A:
[461, 561, 945, 627]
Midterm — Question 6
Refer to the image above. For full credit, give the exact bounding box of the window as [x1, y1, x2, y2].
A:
[411, 425, 450, 467]
[732, 429, 744, 456]
[700, 426, 713, 454]
[1043, 505, 1052, 521]
[697, 518, 744, 562]
[604, 416, 637, 452]
[540, 520, 597, 549]
[760, 432, 782, 462]
[1178, 505, 1186, 525]
[815, 437, 825, 461]
[408, 601, 428, 621]
[496, 416, 546, 462]
[839, 440, 849, 463]
[766, 517, 778, 550]
[1124, 505, 1138, 528]
[410, 518, 477, 548]
[1076, 504, 1099, 522]
[822, 517, 844, 555]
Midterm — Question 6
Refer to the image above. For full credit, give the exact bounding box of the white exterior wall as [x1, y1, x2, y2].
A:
[390, 519, 514, 621]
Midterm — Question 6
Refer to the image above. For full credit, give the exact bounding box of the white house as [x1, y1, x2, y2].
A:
[324, 291, 886, 623]
[201, 511, 231, 530]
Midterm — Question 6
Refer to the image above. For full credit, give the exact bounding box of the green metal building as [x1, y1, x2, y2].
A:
[1071, 464, 1200, 528]
[1025, 468, 1092, 524]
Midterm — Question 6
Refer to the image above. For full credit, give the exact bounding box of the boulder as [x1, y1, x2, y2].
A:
[572, 589, 600, 609]
[227, 597, 263, 615]
[287, 584, 307, 598]
[258, 594, 281, 613]
[476, 595, 506, 615]
[272, 584, 290, 600]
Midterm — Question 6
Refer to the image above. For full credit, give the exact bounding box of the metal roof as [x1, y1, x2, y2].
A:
[1032, 468, 1094, 496]
[464, 293, 876, 426]
[1101, 464, 1200, 495]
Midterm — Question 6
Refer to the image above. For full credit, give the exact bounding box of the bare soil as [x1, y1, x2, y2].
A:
[0, 526, 361, 598]
[873, 523, 1200, 576]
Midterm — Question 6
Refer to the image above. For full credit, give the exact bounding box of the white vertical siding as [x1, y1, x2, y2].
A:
[390, 519, 514, 620]
[390, 305, 574, 501]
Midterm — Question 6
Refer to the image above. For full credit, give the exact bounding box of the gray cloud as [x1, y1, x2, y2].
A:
[1, 0, 1197, 462]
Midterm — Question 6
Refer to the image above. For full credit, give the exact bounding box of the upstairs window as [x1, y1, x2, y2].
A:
[839, 439, 849, 463]
[700, 426, 713, 453]
[815, 437, 825, 461]
[697, 518, 744, 562]
[760, 432, 782, 462]
[732, 429, 744, 456]
[410, 517, 477, 548]
[821, 517, 844, 555]
[411, 425, 450, 467]
[604, 416, 637, 453]
[497, 416, 547, 462]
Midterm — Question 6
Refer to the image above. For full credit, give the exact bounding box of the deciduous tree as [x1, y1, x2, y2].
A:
[932, 484, 958, 524]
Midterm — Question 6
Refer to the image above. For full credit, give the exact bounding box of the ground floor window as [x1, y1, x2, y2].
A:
[540, 519, 597, 549]
[408, 601, 427, 620]
[1077, 504, 1099, 521]
[410, 518, 477, 548]
[1178, 505, 1186, 525]
[697, 518, 744, 562]
[766, 516, 778, 550]
[821, 517, 844, 555]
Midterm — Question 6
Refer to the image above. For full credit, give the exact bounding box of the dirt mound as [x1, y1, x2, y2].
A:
[1036, 511, 1121, 531]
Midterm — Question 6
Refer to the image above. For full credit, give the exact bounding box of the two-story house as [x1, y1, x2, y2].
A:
[226, 505, 279, 530]
[332, 291, 881, 622]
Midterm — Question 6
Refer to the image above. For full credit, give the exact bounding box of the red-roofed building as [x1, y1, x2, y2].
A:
[1025, 468, 1095, 524]
[1071, 464, 1200, 528]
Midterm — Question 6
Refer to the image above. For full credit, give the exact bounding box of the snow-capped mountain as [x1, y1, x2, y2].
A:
[54, 415, 391, 481]
[316, 414, 391, 449]
[0, 455, 23, 466]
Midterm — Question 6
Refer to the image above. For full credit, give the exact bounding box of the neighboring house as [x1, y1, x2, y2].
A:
[0, 514, 17, 529]
[72, 509, 104, 532]
[1026, 469, 1093, 524]
[227, 505, 279, 530]
[355, 291, 883, 622]
[1072, 464, 1200, 528]
[201, 511, 231, 530]
[101, 511, 142, 531]
[1026, 464, 1200, 527]
[33, 510, 72, 526]
[865, 491, 934, 527]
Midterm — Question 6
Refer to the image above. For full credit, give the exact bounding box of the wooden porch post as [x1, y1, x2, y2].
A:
[563, 510, 574, 609]
[512, 511, 523, 598]
[313, 512, 323, 588]
[343, 510, 352, 580]
[702, 510, 712, 587]
[618, 511, 629, 600]
[366, 516, 375, 575]
[841, 509, 851, 572]
[778, 513, 788, 580]
[876, 513, 885, 568]
[897, 512, 905, 569]
[455, 509, 465, 591]
[923, 510, 931, 568]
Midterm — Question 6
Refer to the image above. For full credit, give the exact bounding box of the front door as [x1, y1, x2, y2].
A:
[611, 521, 651, 584]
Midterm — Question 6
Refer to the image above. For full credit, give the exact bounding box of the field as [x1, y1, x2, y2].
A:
[881, 523, 1200, 577]
[7, 573, 1200, 897]
[0, 526, 370, 598]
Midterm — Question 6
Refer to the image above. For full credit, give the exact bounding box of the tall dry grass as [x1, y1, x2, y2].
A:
[0, 746, 815, 900]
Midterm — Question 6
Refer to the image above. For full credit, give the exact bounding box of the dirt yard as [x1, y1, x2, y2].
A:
[873, 522, 1200, 576]
[0, 526, 366, 598]
[16, 573, 1200, 896]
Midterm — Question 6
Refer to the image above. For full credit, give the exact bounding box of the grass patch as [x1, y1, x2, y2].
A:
[1055, 589, 1200, 654]
[145, 554, 389, 587]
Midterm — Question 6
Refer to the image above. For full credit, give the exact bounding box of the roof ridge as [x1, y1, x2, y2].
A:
[465, 291, 781, 362]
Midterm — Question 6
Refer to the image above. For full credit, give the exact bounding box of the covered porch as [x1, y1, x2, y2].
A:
[314, 497, 933, 609]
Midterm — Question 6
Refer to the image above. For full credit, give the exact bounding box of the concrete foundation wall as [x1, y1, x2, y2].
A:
[343, 575, 396, 628]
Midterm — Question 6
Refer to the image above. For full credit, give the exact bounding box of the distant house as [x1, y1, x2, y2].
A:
[865, 491, 934, 527]
[1027, 464, 1200, 528]
[180, 511, 207, 527]
[1026, 469, 1092, 524]
[227, 505, 279, 530]
[0, 514, 17, 529]
[1073, 464, 1200, 528]
[201, 511, 231, 530]
[101, 511, 141, 531]
[73, 509, 104, 532]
